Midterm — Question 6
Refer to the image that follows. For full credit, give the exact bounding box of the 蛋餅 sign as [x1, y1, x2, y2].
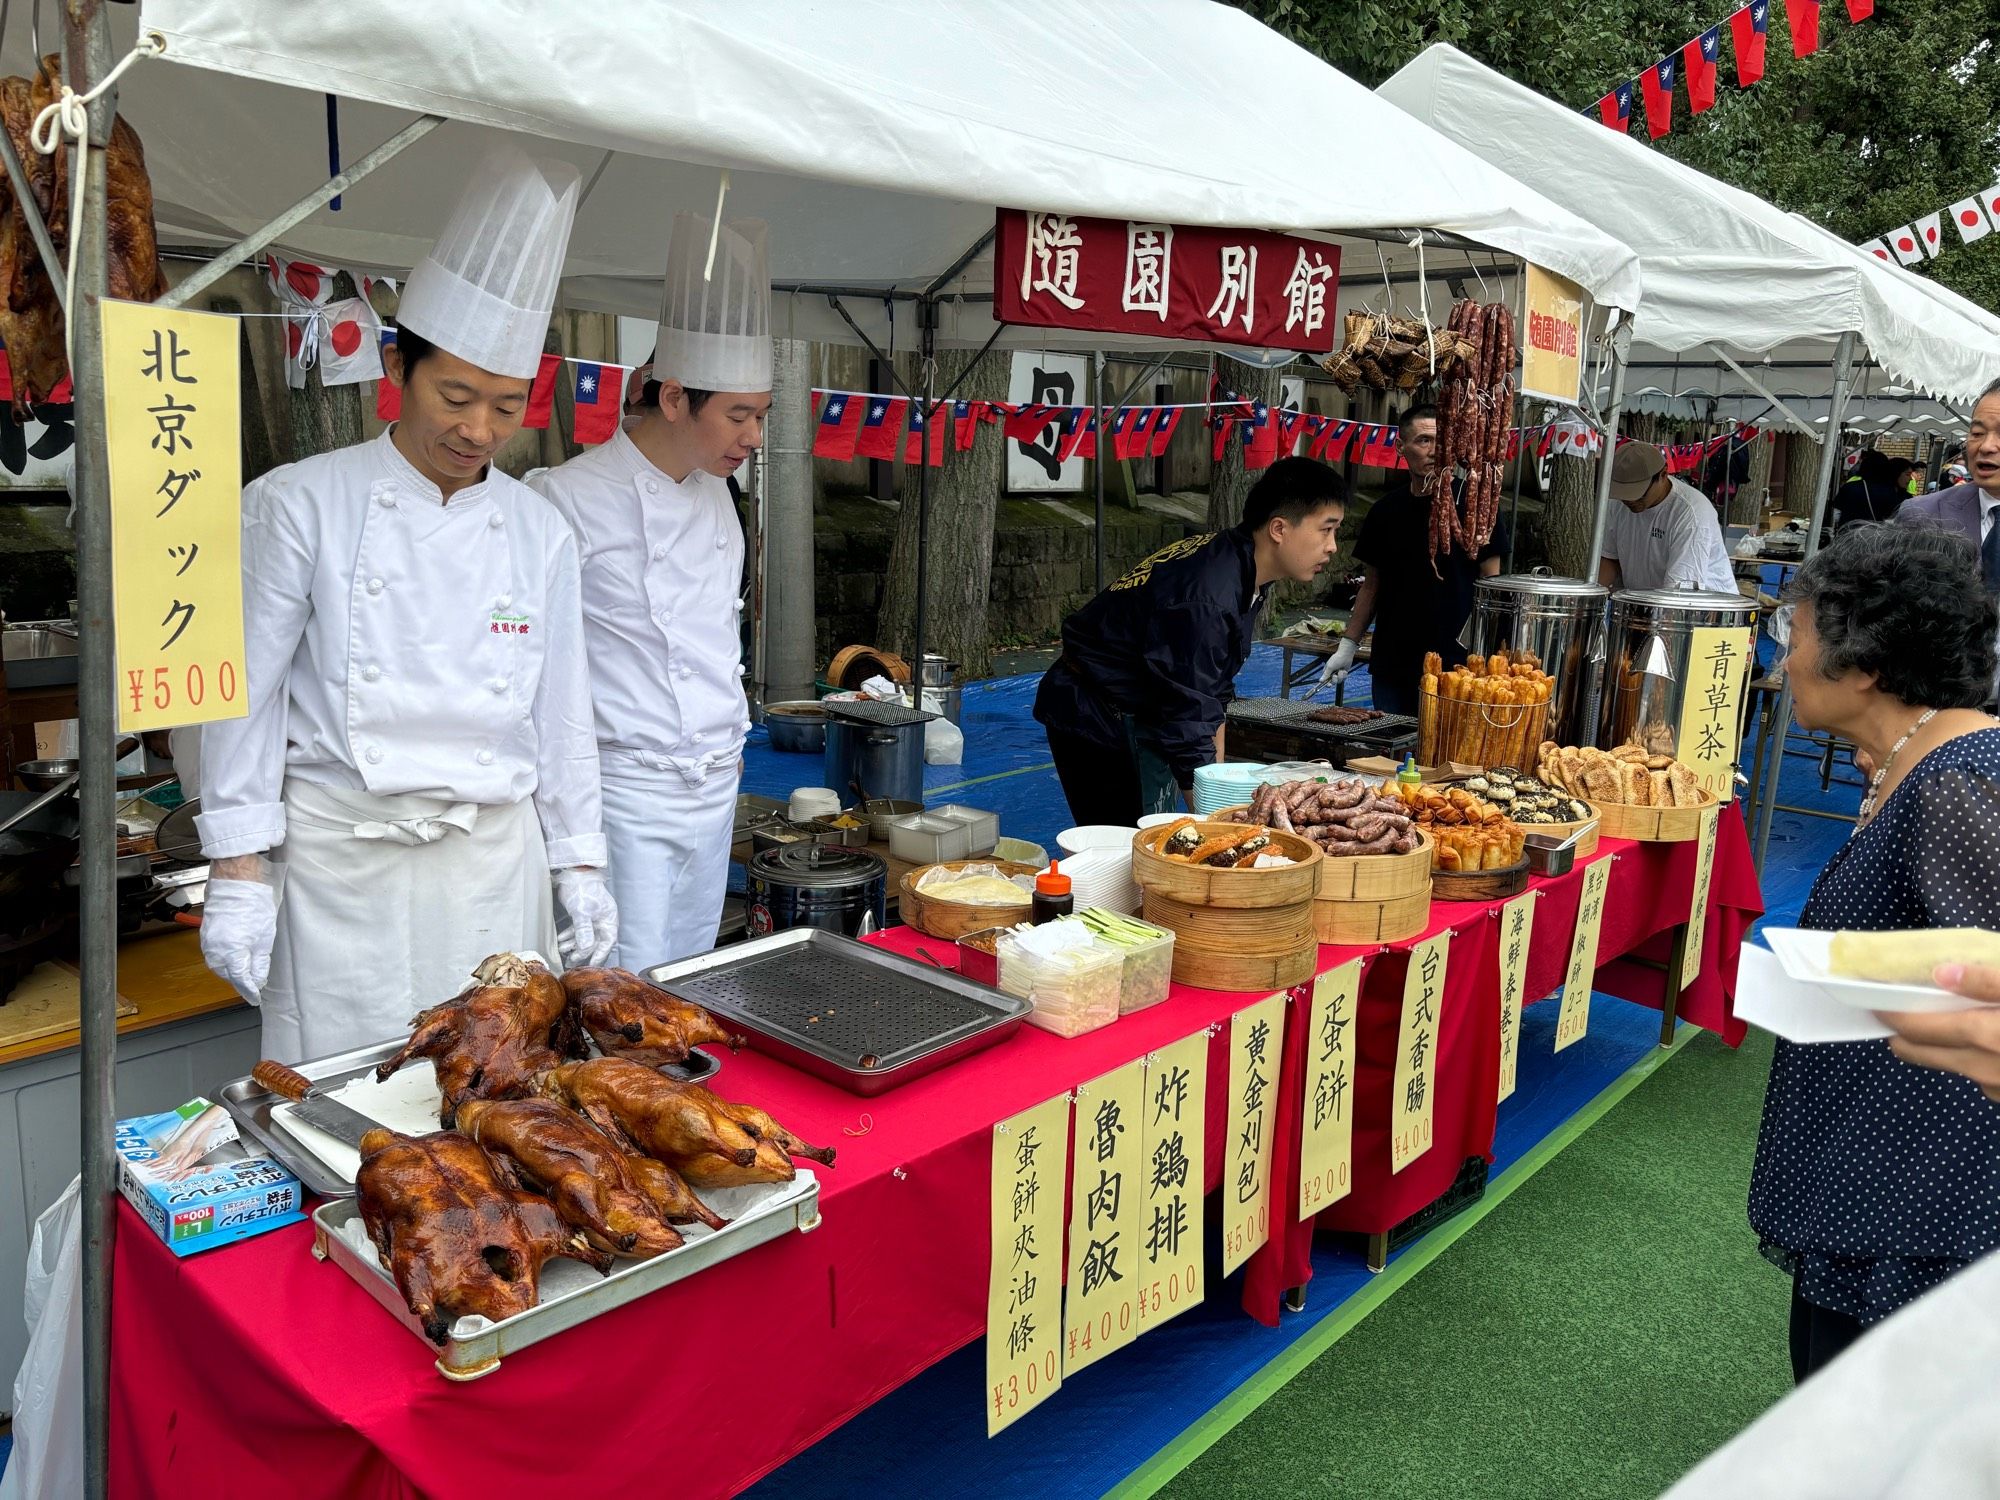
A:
[1520, 264, 1586, 407]
[995, 211, 1342, 353]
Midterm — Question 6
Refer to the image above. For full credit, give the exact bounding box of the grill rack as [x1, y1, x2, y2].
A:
[1226, 697, 1418, 742]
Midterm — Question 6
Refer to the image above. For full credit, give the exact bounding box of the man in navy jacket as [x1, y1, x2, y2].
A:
[1895, 379, 2000, 700]
[1034, 457, 1347, 824]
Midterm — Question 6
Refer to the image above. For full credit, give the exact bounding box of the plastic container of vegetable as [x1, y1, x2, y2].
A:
[997, 921, 1122, 1038]
[1077, 908, 1177, 1014]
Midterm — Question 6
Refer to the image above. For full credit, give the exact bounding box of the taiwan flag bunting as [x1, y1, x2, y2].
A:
[1004, 402, 1059, 442]
[1884, 225, 1925, 267]
[1355, 424, 1403, 469]
[570, 361, 623, 445]
[1058, 407, 1098, 464]
[1242, 403, 1279, 470]
[1278, 409, 1309, 456]
[522, 352, 563, 430]
[1914, 211, 1943, 259]
[1641, 55, 1676, 139]
[1856, 236, 1891, 262]
[1730, 3, 1768, 85]
[856, 396, 906, 460]
[1784, 0, 1819, 56]
[374, 328, 401, 421]
[1122, 407, 1156, 459]
[812, 391, 864, 459]
[1949, 197, 1993, 245]
[1844, 0, 1871, 18]
[1148, 408, 1183, 457]
[1597, 81, 1633, 131]
[951, 399, 985, 452]
[903, 401, 947, 467]
[1506, 427, 1523, 461]
[1106, 407, 1140, 460]
[1684, 27, 1721, 113]
[1315, 419, 1356, 463]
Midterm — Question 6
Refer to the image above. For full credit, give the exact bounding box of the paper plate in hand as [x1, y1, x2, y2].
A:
[1762, 928, 1987, 1015]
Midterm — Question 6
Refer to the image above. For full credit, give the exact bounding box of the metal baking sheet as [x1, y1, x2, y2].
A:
[1228, 697, 1417, 741]
[219, 1036, 721, 1201]
[312, 1170, 820, 1379]
[643, 928, 1031, 1095]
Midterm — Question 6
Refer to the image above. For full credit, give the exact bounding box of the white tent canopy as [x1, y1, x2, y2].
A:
[96, 0, 1639, 337]
[1379, 43, 2000, 404]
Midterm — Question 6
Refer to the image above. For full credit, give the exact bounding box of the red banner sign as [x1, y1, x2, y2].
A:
[994, 211, 1343, 354]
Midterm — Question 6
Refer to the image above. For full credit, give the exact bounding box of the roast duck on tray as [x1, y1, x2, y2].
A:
[353, 955, 831, 1344]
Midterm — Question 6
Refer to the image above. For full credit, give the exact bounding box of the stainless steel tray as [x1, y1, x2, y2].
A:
[219, 1036, 721, 1201]
[644, 928, 1031, 1096]
[312, 1171, 820, 1379]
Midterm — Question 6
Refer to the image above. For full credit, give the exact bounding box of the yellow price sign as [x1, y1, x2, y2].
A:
[1132, 1029, 1208, 1338]
[1496, 893, 1538, 1104]
[986, 1092, 1070, 1436]
[1680, 806, 1722, 991]
[1520, 264, 1586, 406]
[1064, 1060, 1144, 1376]
[1222, 992, 1286, 1276]
[1298, 960, 1361, 1219]
[1673, 627, 1754, 803]
[1555, 858, 1613, 1053]
[1391, 933, 1451, 1175]
[101, 299, 246, 732]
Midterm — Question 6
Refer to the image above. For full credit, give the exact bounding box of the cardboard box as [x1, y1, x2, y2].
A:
[116, 1098, 305, 1256]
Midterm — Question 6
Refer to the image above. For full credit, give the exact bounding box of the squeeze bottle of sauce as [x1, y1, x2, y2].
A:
[1031, 861, 1074, 925]
[1398, 754, 1423, 790]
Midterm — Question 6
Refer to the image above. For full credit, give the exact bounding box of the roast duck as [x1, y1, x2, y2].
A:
[354, 1126, 611, 1345]
[0, 56, 165, 409]
[355, 957, 828, 1342]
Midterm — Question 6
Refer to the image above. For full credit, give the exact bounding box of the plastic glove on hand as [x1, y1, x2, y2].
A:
[199, 878, 278, 1004]
[553, 866, 619, 967]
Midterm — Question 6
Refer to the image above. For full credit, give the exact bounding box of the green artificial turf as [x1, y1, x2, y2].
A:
[1156, 1027, 1792, 1500]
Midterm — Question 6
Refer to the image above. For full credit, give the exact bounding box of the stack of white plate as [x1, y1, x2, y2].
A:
[1191, 762, 1268, 816]
[1052, 843, 1141, 917]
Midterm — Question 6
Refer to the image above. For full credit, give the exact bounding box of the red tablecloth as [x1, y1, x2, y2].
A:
[108, 811, 1761, 1496]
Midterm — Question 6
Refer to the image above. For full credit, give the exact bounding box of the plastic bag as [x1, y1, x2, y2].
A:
[924, 715, 963, 766]
[1, 1177, 84, 1500]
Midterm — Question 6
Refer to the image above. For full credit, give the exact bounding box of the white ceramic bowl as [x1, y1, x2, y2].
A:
[1137, 812, 1189, 830]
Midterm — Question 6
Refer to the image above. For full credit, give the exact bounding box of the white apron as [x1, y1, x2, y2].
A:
[260, 780, 556, 1062]
[600, 748, 738, 973]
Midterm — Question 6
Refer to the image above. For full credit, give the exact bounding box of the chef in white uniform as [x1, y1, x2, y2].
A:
[529, 212, 768, 969]
[194, 147, 617, 1062]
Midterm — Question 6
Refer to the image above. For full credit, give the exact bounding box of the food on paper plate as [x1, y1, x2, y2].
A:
[561, 966, 746, 1068]
[1385, 781, 1526, 872]
[1826, 929, 2000, 986]
[375, 953, 578, 1128]
[1536, 740, 1708, 809]
[355, 1127, 612, 1345]
[1464, 767, 1593, 826]
[1221, 779, 1419, 857]
[539, 1057, 837, 1190]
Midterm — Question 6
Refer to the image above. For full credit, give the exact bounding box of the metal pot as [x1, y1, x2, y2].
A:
[1599, 588, 1760, 758]
[745, 843, 887, 938]
[764, 701, 827, 754]
[823, 705, 930, 806]
[1468, 572, 1609, 747]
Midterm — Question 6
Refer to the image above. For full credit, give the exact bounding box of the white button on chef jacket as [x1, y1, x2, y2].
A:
[195, 432, 607, 868]
[529, 427, 751, 772]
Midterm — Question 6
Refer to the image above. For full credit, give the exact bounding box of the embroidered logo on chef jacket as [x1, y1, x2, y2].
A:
[1110, 531, 1215, 591]
[489, 609, 533, 636]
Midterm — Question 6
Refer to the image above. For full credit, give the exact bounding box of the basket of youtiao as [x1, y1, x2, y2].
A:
[1131, 818, 1321, 990]
[1535, 740, 1716, 842]
[1419, 649, 1555, 772]
[1383, 781, 1530, 900]
[1218, 778, 1432, 945]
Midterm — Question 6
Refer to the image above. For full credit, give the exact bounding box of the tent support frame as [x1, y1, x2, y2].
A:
[1703, 346, 1816, 437]
[1752, 330, 1859, 873]
[1584, 319, 1632, 573]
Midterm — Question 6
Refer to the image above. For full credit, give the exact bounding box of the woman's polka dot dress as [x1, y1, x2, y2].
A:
[1750, 729, 2000, 1323]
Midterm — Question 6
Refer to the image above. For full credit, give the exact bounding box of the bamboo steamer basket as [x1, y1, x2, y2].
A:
[1130, 821, 1322, 909]
[1594, 787, 1717, 843]
[1532, 802, 1601, 858]
[1316, 887, 1432, 945]
[898, 859, 1041, 939]
[1141, 890, 1318, 991]
[1314, 829, 1433, 901]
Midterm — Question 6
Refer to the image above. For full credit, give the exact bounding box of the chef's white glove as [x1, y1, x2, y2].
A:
[554, 866, 618, 967]
[1314, 636, 1359, 696]
[199, 878, 277, 1004]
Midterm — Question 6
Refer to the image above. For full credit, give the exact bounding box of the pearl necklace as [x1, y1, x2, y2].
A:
[1858, 707, 1938, 825]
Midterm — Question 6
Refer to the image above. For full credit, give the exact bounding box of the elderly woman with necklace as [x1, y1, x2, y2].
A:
[1748, 525, 2000, 1382]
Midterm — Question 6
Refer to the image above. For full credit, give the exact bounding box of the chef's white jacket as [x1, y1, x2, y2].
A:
[196, 432, 607, 868]
[528, 428, 749, 779]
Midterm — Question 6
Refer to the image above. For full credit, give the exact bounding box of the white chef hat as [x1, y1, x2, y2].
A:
[396, 146, 581, 380]
[654, 212, 772, 394]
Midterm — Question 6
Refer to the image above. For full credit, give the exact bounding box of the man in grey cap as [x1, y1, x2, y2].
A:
[1598, 441, 1737, 593]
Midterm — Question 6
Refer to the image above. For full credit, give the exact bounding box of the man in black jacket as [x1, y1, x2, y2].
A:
[1034, 456, 1347, 824]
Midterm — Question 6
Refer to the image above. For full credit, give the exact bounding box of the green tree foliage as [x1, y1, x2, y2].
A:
[1236, 0, 2000, 309]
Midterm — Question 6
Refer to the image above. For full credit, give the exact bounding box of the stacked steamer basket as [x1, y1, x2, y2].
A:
[1219, 778, 1432, 944]
[1131, 821, 1322, 990]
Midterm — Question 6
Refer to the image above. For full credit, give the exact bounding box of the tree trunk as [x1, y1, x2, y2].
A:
[287, 272, 366, 461]
[1740, 430, 1775, 529]
[877, 346, 1012, 679]
[209, 294, 275, 484]
[1206, 357, 1284, 532]
[1542, 455, 1598, 580]
[1785, 432, 1827, 526]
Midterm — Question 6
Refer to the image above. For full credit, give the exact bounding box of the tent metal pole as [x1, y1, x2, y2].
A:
[158, 114, 444, 311]
[763, 338, 817, 705]
[1752, 330, 1858, 873]
[1703, 346, 1816, 436]
[1092, 352, 1106, 592]
[911, 299, 938, 701]
[1584, 319, 1631, 575]
[1505, 387, 1525, 571]
[63, 2, 116, 1494]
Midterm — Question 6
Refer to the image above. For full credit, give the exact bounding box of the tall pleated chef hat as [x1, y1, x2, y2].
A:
[655, 211, 772, 394]
[396, 146, 581, 380]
